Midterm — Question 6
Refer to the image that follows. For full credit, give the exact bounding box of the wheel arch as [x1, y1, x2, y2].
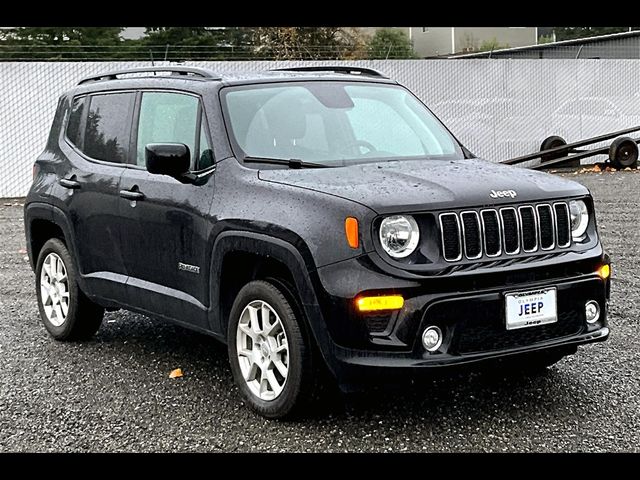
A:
[210, 231, 338, 375]
[25, 203, 86, 291]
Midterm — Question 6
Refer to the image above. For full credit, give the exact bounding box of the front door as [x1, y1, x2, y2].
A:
[118, 91, 216, 328]
[60, 92, 136, 303]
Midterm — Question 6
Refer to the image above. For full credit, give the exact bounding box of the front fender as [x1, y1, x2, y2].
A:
[208, 230, 341, 377]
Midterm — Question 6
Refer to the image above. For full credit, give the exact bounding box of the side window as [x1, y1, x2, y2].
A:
[66, 96, 85, 148]
[83, 93, 135, 163]
[136, 92, 199, 168]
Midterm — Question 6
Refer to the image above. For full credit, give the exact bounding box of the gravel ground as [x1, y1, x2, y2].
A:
[1, 170, 639, 452]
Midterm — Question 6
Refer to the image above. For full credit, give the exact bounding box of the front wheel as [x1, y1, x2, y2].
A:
[227, 280, 314, 419]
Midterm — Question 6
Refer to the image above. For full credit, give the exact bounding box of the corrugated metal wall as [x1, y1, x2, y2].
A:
[2, 59, 639, 197]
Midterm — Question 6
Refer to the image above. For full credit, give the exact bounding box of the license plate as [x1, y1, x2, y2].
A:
[505, 287, 557, 330]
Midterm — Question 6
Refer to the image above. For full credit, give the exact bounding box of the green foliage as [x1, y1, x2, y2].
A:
[553, 27, 635, 41]
[142, 27, 255, 60]
[538, 34, 555, 45]
[367, 28, 418, 59]
[0, 27, 124, 60]
[251, 27, 360, 60]
[478, 37, 510, 52]
[0, 26, 423, 61]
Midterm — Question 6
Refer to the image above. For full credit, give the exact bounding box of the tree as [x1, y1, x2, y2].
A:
[141, 27, 255, 60]
[554, 27, 638, 41]
[538, 34, 555, 45]
[478, 37, 510, 52]
[0, 27, 124, 60]
[367, 28, 417, 59]
[251, 27, 362, 60]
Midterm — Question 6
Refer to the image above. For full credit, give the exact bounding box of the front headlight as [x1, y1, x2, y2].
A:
[569, 200, 589, 239]
[379, 215, 420, 258]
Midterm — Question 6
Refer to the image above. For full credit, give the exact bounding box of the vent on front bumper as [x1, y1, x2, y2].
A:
[453, 309, 583, 354]
[439, 202, 573, 262]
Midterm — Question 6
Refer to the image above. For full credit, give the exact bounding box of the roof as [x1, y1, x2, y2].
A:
[450, 29, 640, 59]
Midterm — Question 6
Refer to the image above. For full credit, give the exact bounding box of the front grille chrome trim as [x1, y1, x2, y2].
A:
[553, 202, 572, 248]
[438, 201, 573, 263]
[460, 210, 483, 260]
[517, 205, 538, 253]
[499, 207, 520, 255]
[438, 212, 462, 262]
[480, 209, 502, 258]
[536, 203, 556, 251]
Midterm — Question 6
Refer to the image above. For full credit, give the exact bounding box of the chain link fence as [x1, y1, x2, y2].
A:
[2, 59, 640, 197]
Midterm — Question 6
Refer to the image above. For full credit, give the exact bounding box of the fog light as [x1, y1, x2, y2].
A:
[422, 326, 443, 352]
[585, 300, 600, 324]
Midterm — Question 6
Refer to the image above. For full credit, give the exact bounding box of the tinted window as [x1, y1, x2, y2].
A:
[66, 96, 85, 147]
[84, 93, 134, 163]
[136, 92, 199, 167]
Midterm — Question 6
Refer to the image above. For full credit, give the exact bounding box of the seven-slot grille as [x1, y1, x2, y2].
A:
[439, 202, 572, 262]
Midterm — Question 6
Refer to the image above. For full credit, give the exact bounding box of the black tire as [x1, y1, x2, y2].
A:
[540, 135, 568, 163]
[35, 238, 104, 341]
[609, 136, 639, 169]
[227, 280, 314, 419]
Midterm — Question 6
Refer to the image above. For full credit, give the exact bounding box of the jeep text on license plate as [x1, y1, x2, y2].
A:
[505, 287, 557, 330]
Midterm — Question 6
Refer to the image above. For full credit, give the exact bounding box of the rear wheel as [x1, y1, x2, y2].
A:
[227, 280, 314, 419]
[35, 238, 104, 341]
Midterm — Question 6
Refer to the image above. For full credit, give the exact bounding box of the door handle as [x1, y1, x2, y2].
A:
[60, 177, 80, 189]
[119, 189, 145, 201]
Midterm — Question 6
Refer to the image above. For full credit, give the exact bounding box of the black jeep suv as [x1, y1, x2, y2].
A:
[25, 66, 610, 418]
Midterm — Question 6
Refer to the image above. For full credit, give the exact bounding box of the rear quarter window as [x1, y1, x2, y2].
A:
[66, 96, 85, 147]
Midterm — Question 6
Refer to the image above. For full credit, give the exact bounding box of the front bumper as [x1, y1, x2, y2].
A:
[309, 251, 610, 387]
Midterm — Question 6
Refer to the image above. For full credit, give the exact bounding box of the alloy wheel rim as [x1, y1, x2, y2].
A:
[40, 252, 70, 327]
[236, 300, 289, 401]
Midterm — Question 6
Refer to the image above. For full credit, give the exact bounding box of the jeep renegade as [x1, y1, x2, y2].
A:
[24, 66, 611, 418]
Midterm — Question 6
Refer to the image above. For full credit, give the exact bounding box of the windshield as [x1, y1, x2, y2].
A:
[222, 81, 465, 166]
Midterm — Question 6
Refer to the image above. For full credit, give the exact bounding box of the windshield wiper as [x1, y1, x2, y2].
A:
[243, 156, 332, 169]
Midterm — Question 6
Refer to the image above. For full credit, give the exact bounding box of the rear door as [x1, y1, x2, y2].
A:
[58, 91, 135, 303]
[118, 90, 216, 328]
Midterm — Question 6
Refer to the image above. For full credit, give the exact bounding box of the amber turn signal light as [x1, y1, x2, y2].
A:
[356, 295, 404, 312]
[345, 217, 359, 249]
[597, 264, 611, 280]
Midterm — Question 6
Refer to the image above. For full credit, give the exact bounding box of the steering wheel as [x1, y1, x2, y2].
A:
[341, 140, 378, 156]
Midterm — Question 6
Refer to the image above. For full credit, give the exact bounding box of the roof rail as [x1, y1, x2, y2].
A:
[77, 66, 221, 85]
[272, 65, 388, 78]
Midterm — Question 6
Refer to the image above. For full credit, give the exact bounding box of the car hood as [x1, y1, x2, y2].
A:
[257, 158, 589, 214]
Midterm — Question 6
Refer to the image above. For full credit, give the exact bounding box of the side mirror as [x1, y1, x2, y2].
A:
[145, 143, 190, 177]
